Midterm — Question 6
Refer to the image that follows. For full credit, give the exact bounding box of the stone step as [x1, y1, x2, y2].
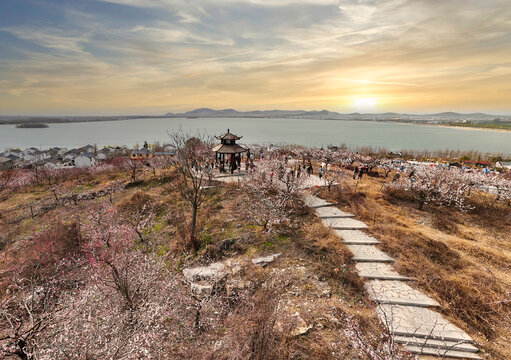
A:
[315, 206, 355, 219]
[214, 172, 246, 178]
[302, 195, 334, 208]
[322, 217, 368, 230]
[346, 244, 395, 262]
[377, 305, 474, 343]
[355, 263, 413, 281]
[394, 335, 479, 353]
[404, 345, 481, 359]
[365, 280, 440, 307]
[335, 229, 380, 244]
[251, 253, 281, 266]
[183, 262, 226, 282]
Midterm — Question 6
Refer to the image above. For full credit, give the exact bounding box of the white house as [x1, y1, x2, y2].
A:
[48, 147, 68, 156]
[5, 149, 22, 157]
[73, 153, 96, 167]
[78, 145, 95, 153]
[22, 150, 50, 163]
[63, 150, 80, 160]
[22, 147, 39, 155]
[496, 161, 511, 170]
[96, 148, 112, 160]
[22, 153, 36, 162]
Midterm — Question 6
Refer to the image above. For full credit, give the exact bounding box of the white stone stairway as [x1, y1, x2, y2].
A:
[303, 194, 481, 359]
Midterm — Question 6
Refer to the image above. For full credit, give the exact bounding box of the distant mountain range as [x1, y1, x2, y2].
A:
[164, 108, 509, 121]
[1, 109, 508, 126]
[164, 108, 339, 118]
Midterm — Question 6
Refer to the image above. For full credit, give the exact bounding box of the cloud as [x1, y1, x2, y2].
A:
[1, 0, 511, 114]
[336, 78, 422, 87]
[98, 0, 340, 8]
[1, 27, 89, 55]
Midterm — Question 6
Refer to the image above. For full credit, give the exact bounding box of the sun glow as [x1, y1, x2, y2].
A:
[353, 97, 378, 112]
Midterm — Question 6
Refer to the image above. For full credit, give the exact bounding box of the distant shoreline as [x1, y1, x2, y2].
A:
[1, 116, 511, 134]
[397, 122, 511, 133]
[0, 116, 161, 126]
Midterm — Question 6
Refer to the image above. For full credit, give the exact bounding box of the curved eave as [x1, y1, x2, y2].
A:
[212, 143, 247, 154]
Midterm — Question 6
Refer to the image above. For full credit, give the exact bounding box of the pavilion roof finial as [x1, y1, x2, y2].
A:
[216, 129, 242, 141]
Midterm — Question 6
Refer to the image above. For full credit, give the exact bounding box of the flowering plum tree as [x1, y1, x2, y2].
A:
[388, 166, 473, 211]
[0, 222, 82, 359]
[240, 158, 304, 232]
[1, 204, 196, 359]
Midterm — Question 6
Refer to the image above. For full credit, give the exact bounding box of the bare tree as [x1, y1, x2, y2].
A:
[0, 277, 59, 360]
[0, 169, 14, 194]
[168, 129, 214, 251]
[322, 164, 345, 191]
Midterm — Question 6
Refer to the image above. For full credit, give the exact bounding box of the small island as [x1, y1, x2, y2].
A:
[15, 123, 49, 128]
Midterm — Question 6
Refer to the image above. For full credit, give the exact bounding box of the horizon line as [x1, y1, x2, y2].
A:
[2, 108, 511, 118]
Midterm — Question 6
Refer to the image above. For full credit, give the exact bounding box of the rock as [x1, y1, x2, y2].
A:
[226, 279, 251, 296]
[252, 253, 281, 266]
[190, 282, 213, 296]
[182, 262, 226, 283]
[230, 263, 242, 275]
[213, 340, 223, 351]
[291, 315, 313, 337]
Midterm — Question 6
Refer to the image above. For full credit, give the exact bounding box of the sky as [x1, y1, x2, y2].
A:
[1, 0, 511, 115]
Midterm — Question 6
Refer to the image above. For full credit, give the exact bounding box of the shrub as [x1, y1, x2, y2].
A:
[21, 222, 81, 278]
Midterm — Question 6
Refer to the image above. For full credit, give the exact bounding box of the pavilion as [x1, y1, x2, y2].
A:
[212, 129, 247, 173]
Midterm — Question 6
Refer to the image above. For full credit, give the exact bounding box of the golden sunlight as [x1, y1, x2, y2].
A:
[353, 97, 378, 112]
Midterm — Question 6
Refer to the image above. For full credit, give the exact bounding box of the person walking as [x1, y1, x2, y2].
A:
[319, 167, 323, 179]
[353, 166, 359, 179]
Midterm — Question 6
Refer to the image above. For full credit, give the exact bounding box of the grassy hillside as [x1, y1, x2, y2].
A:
[0, 154, 509, 359]
[0, 164, 411, 359]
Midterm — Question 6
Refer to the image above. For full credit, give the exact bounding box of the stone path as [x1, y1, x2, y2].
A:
[213, 172, 246, 183]
[365, 280, 440, 307]
[355, 263, 413, 281]
[303, 195, 334, 208]
[301, 175, 329, 188]
[303, 194, 481, 359]
[322, 217, 368, 230]
[314, 206, 355, 219]
[335, 229, 379, 244]
[345, 244, 395, 262]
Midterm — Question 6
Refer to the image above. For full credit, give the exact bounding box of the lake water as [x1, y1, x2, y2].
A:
[1, 117, 510, 155]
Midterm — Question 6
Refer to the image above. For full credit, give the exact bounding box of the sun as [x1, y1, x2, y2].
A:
[353, 97, 378, 112]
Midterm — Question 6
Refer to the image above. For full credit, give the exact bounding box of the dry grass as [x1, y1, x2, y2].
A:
[0, 167, 417, 359]
[319, 171, 511, 360]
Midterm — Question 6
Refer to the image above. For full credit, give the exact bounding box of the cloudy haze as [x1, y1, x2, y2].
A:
[1, 0, 510, 115]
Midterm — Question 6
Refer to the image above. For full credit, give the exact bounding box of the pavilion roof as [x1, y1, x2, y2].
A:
[216, 129, 242, 141]
[212, 143, 247, 154]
